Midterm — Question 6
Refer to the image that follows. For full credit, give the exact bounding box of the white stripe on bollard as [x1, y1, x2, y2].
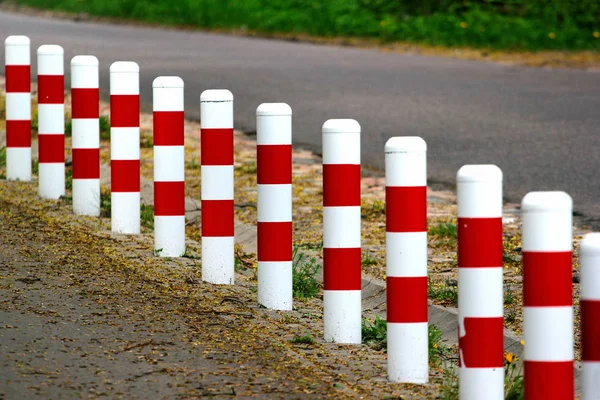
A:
[110, 61, 140, 234]
[5, 35, 31, 181]
[457, 165, 504, 400]
[322, 119, 361, 344]
[71, 55, 100, 216]
[580, 233, 600, 400]
[256, 103, 293, 310]
[152, 76, 185, 257]
[522, 191, 573, 400]
[37, 44, 65, 199]
[385, 137, 428, 384]
[200, 90, 235, 284]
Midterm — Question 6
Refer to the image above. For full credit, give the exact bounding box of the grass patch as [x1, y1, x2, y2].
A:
[65, 116, 72, 137]
[32, 159, 38, 175]
[65, 169, 73, 190]
[429, 277, 458, 306]
[361, 199, 385, 219]
[0, 147, 6, 167]
[140, 204, 154, 229]
[140, 133, 153, 148]
[292, 246, 321, 300]
[13, 0, 600, 52]
[361, 251, 378, 267]
[362, 315, 387, 350]
[289, 335, 315, 345]
[99, 115, 110, 141]
[429, 221, 457, 238]
[187, 158, 200, 170]
[100, 188, 111, 217]
[505, 354, 524, 400]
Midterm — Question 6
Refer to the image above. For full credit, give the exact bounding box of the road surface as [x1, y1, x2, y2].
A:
[1, 10, 598, 227]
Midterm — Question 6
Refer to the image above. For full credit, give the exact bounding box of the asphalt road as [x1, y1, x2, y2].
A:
[1, 11, 599, 227]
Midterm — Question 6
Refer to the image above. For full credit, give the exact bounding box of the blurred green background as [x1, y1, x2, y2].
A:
[13, 0, 600, 51]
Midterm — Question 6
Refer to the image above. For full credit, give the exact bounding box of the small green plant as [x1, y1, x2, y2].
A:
[429, 221, 457, 238]
[32, 159, 39, 175]
[504, 283, 516, 305]
[100, 190, 111, 217]
[290, 335, 315, 345]
[505, 309, 518, 325]
[64, 115, 72, 137]
[154, 248, 163, 256]
[505, 353, 524, 400]
[428, 278, 458, 306]
[0, 147, 6, 166]
[140, 134, 153, 148]
[99, 115, 110, 141]
[440, 365, 459, 400]
[187, 158, 200, 170]
[362, 315, 387, 350]
[362, 252, 378, 266]
[292, 246, 321, 300]
[429, 324, 451, 366]
[65, 169, 73, 190]
[361, 199, 386, 219]
[31, 111, 38, 135]
[140, 204, 154, 229]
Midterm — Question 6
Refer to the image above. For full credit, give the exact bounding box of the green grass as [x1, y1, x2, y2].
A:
[99, 115, 110, 141]
[289, 335, 315, 345]
[140, 204, 154, 229]
[429, 277, 459, 306]
[12, 0, 600, 52]
[0, 147, 6, 167]
[292, 246, 322, 300]
[100, 189, 111, 218]
[429, 221, 457, 238]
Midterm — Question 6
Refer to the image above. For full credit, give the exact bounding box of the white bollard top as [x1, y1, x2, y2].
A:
[457, 164, 502, 183]
[5, 35, 30, 46]
[385, 136, 426, 154]
[581, 233, 600, 256]
[322, 118, 360, 135]
[110, 61, 139, 73]
[201, 89, 233, 102]
[152, 76, 183, 89]
[256, 103, 292, 116]
[521, 191, 572, 213]
[71, 55, 99, 88]
[322, 119, 360, 165]
[71, 55, 98, 66]
[37, 44, 63, 55]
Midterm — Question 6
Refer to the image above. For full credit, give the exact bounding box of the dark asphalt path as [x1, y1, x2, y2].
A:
[1, 11, 599, 227]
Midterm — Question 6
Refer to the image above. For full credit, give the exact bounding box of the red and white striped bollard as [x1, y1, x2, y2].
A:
[385, 136, 428, 383]
[152, 76, 185, 257]
[110, 61, 140, 234]
[522, 191, 573, 400]
[200, 89, 235, 284]
[37, 44, 65, 199]
[457, 165, 504, 399]
[71, 55, 100, 216]
[257, 103, 293, 310]
[581, 232, 600, 400]
[5, 35, 31, 181]
[322, 119, 361, 343]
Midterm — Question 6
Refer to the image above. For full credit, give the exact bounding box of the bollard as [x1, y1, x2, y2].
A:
[322, 119, 361, 344]
[71, 55, 100, 216]
[256, 103, 293, 310]
[385, 137, 428, 383]
[457, 165, 504, 399]
[522, 191, 573, 400]
[200, 90, 234, 284]
[5, 35, 31, 181]
[110, 62, 140, 234]
[37, 45, 64, 199]
[152, 76, 185, 257]
[581, 233, 600, 400]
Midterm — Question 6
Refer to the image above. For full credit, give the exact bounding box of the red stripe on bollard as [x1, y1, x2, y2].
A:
[38, 134, 64, 163]
[201, 200, 235, 236]
[323, 164, 361, 206]
[386, 276, 428, 323]
[257, 145, 292, 184]
[523, 251, 573, 307]
[200, 128, 234, 165]
[524, 361, 574, 400]
[323, 247, 362, 290]
[581, 300, 600, 362]
[257, 221, 293, 261]
[153, 111, 185, 146]
[154, 181, 185, 216]
[5, 65, 30, 92]
[6, 120, 32, 147]
[386, 186, 427, 232]
[72, 148, 100, 179]
[110, 95, 140, 127]
[71, 88, 99, 119]
[37, 75, 64, 104]
[458, 316, 504, 368]
[111, 159, 140, 192]
[458, 217, 503, 267]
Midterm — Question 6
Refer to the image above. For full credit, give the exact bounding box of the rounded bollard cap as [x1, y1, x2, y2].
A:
[257, 103, 292, 116]
[152, 76, 183, 88]
[581, 233, 600, 256]
[110, 61, 139, 73]
[37, 44, 63, 55]
[5, 35, 30, 46]
[457, 164, 502, 183]
[521, 191, 572, 213]
[385, 136, 426, 153]
[201, 89, 233, 102]
[71, 55, 98, 66]
[322, 119, 360, 134]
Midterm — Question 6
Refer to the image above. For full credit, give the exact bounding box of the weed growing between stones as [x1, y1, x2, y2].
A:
[292, 246, 321, 300]
[362, 315, 387, 350]
[140, 204, 154, 229]
[99, 115, 111, 141]
[290, 335, 315, 345]
[428, 277, 459, 306]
